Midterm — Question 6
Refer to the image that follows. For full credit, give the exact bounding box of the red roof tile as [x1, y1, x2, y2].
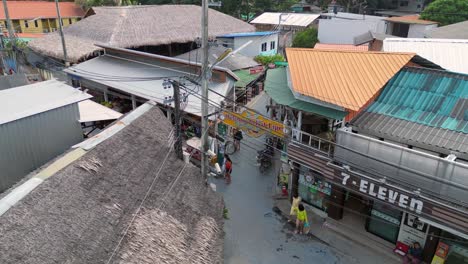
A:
[0, 1, 84, 20]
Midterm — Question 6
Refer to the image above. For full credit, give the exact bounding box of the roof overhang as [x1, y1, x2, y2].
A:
[96, 44, 239, 81]
[78, 100, 122, 123]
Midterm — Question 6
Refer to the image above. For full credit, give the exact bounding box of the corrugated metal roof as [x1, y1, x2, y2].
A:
[384, 15, 437, 25]
[250, 12, 319, 27]
[285, 48, 415, 111]
[265, 68, 346, 120]
[383, 38, 468, 75]
[314, 43, 369, 51]
[217, 31, 278, 38]
[321, 12, 384, 21]
[352, 67, 468, 156]
[78, 100, 122, 123]
[425, 21, 468, 39]
[176, 46, 260, 71]
[234, 69, 262, 88]
[0, 80, 91, 125]
[0, 74, 29, 90]
[65, 55, 231, 117]
[352, 112, 468, 157]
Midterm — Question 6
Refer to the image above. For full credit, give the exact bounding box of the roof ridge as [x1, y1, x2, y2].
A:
[286, 47, 415, 56]
[108, 8, 128, 46]
[403, 66, 468, 79]
[95, 4, 198, 9]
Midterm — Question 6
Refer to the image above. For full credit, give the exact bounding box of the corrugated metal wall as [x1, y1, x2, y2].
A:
[334, 129, 468, 205]
[0, 104, 83, 193]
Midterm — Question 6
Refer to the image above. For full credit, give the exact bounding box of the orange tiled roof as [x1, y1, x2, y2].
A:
[17, 33, 45, 38]
[384, 15, 437, 25]
[314, 43, 369, 51]
[285, 48, 415, 111]
[0, 1, 84, 20]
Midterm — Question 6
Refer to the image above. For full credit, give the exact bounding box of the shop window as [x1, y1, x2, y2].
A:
[298, 169, 331, 211]
[437, 231, 468, 263]
[261, 42, 267, 52]
[366, 201, 402, 243]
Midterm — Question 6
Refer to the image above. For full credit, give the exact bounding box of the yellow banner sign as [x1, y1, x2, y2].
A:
[222, 110, 284, 138]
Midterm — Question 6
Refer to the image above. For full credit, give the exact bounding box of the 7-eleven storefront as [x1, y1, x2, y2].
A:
[287, 142, 468, 264]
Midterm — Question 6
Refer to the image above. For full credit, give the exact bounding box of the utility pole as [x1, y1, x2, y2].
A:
[2, 0, 17, 73]
[200, 0, 209, 181]
[55, 0, 68, 65]
[172, 80, 183, 160]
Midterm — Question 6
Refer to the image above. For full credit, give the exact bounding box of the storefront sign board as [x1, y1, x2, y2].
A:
[336, 171, 424, 214]
[397, 213, 429, 248]
[329, 167, 468, 235]
[222, 110, 284, 138]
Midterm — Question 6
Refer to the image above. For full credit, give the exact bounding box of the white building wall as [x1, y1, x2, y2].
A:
[396, 0, 424, 12]
[408, 24, 438, 38]
[318, 19, 386, 44]
[233, 34, 279, 57]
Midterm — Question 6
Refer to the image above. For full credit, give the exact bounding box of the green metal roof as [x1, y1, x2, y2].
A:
[234, 69, 262, 88]
[264, 67, 347, 120]
[367, 67, 468, 133]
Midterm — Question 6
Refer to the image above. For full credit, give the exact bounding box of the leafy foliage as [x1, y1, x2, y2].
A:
[291, 27, 318, 48]
[4, 39, 28, 51]
[254, 54, 285, 65]
[420, 0, 468, 26]
[75, 0, 139, 9]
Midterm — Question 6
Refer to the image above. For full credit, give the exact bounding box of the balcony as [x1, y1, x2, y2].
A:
[287, 128, 336, 180]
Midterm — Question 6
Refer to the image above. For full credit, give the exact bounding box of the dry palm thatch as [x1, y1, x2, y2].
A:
[0, 105, 224, 264]
[28, 5, 255, 63]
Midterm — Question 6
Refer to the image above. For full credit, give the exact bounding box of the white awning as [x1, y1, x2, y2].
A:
[78, 100, 122, 123]
[419, 217, 468, 240]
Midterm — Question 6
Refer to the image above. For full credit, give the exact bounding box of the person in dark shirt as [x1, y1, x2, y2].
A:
[403, 242, 423, 264]
[234, 129, 243, 151]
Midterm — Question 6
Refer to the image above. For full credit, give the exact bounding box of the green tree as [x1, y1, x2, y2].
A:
[292, 27, 318, 48]
[420, 0, 468, 26]
[254, 54, 285, 65]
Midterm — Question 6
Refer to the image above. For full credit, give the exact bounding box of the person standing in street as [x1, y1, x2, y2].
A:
[234, 129, 243, 151]
[295, 204, 308, 235]
[289, 193, 301, 223]
[225, 155, 232, 184]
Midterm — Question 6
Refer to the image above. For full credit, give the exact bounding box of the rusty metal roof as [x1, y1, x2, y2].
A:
[384, 15, 437, 25]
[285, 48, 415, 111]
[314, 43, 369, 51]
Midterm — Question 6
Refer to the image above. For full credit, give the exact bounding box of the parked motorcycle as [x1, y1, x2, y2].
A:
[256, 150, 272, 173]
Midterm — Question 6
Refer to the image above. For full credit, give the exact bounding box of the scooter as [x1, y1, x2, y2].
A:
[256, 150, 272, 173]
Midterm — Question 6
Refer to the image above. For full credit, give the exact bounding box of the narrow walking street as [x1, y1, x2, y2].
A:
[211, 92, 345, 264]
[215, 135, 345, 264]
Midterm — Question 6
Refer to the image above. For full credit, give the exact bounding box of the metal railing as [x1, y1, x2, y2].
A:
[291, 128, 335, 157]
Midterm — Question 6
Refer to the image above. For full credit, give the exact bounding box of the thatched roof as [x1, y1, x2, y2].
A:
[176, 45, 260, 71]
[0, 103, 224, 263]
[28, 5, 255, 63]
